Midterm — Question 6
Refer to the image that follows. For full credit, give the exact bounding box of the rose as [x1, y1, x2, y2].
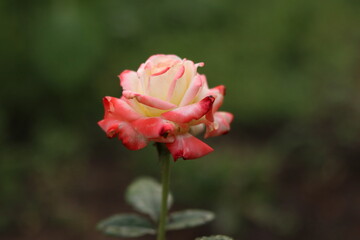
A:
[98, 54, 233, 160]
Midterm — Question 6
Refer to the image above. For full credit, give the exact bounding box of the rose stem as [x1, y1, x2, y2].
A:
[156, 143, 171, 240]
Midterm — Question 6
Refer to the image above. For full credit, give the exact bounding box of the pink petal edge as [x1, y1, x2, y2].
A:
[166, 133, 214, 161]
[118, 70, 139, 92]
[161, 96, 215, 123]
[205, 112, 234, 138]
[102, 96, 142, 121]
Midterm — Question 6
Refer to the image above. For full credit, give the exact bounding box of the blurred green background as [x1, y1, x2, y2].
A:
[1, 0, 360, 239]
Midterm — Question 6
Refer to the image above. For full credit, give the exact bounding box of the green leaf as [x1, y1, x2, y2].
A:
[167, 209, 215, 230]
[195, 235, 234, 240]
[97, 213, 156, 237]
[125, 177, 173, 221]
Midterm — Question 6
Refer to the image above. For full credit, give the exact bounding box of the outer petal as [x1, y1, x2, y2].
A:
[161, 96, 215, 123]
[98, 119, 120, 138]
[132, 117, 176, 139]
[98, 119, 148, 150]
[209, 85, 225, 113]
[205, 112, 234, 138]
[102, 96, 142, 121]
[123, 90, 177, 110]
[118, 70, 141, 92]
[117, 122, 148, 150]
[166, 133, 214, 161]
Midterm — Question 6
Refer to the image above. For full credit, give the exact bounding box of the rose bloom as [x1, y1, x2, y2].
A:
[98, 54, 233, 160]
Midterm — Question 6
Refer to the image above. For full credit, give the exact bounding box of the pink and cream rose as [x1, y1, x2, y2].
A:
[98, 54, 233, 160]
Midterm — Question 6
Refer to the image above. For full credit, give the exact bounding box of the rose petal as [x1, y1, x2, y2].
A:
[195, 62, 205, 67]
[179, 74, 204, 107]
[132, 117, 175, 139]
[205, 107, 214, 122]
[102, 96, 142, 121]
[194, 74, 209, 100]
[151, 66, 171, 76]
[146, 64, 184, 101]
[161, 96, 215, 123]
[117, 122, 148, 150]
[168, 60, 198, 105]
[146, 54, 182, 65]
[166, 133, 213, 161]
[123, 90, 177, 110]
[166, 65, 185, 101]
[98, 119, 120, 138]
[209, 85, 225, 113]
[118, 70, 141, 92]
[205, 112, 234, 138]
[98, 119, 148, 150]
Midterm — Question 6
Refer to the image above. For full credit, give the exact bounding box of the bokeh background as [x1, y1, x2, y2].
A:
[1, 0, 360, 239]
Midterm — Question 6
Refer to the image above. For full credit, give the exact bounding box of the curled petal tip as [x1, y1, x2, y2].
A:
[98, 119, 120, 138]
[151, 66, 171, 76]
[205, 112, 234, 138]
[118, 69, 131, 77]
[205, 95, 215, 105]
[102, 97, 116, 115]
[106, 127, 118, 138]
[97, 119, 106, 131]
[215, 85, 226, 96]
[161, 95, 215, 123]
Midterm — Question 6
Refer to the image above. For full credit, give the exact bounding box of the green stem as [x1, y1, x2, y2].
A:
[156, 143, 171, 240]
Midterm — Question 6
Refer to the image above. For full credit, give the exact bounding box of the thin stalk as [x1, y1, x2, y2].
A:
[156, 143, 171, 240]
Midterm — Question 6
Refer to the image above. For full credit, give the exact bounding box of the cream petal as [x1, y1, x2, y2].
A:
[169, 60, 199, 105]
[123, 90, 177, 110]
[179, 74, 204, 106]
[118, 70, 141, 92]
[147, 64, 184, 101]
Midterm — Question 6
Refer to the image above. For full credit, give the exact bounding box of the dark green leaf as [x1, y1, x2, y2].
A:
[97, 213, 155, 237]
[125, 177, 173, 221]
[167, 209, 215, 230]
